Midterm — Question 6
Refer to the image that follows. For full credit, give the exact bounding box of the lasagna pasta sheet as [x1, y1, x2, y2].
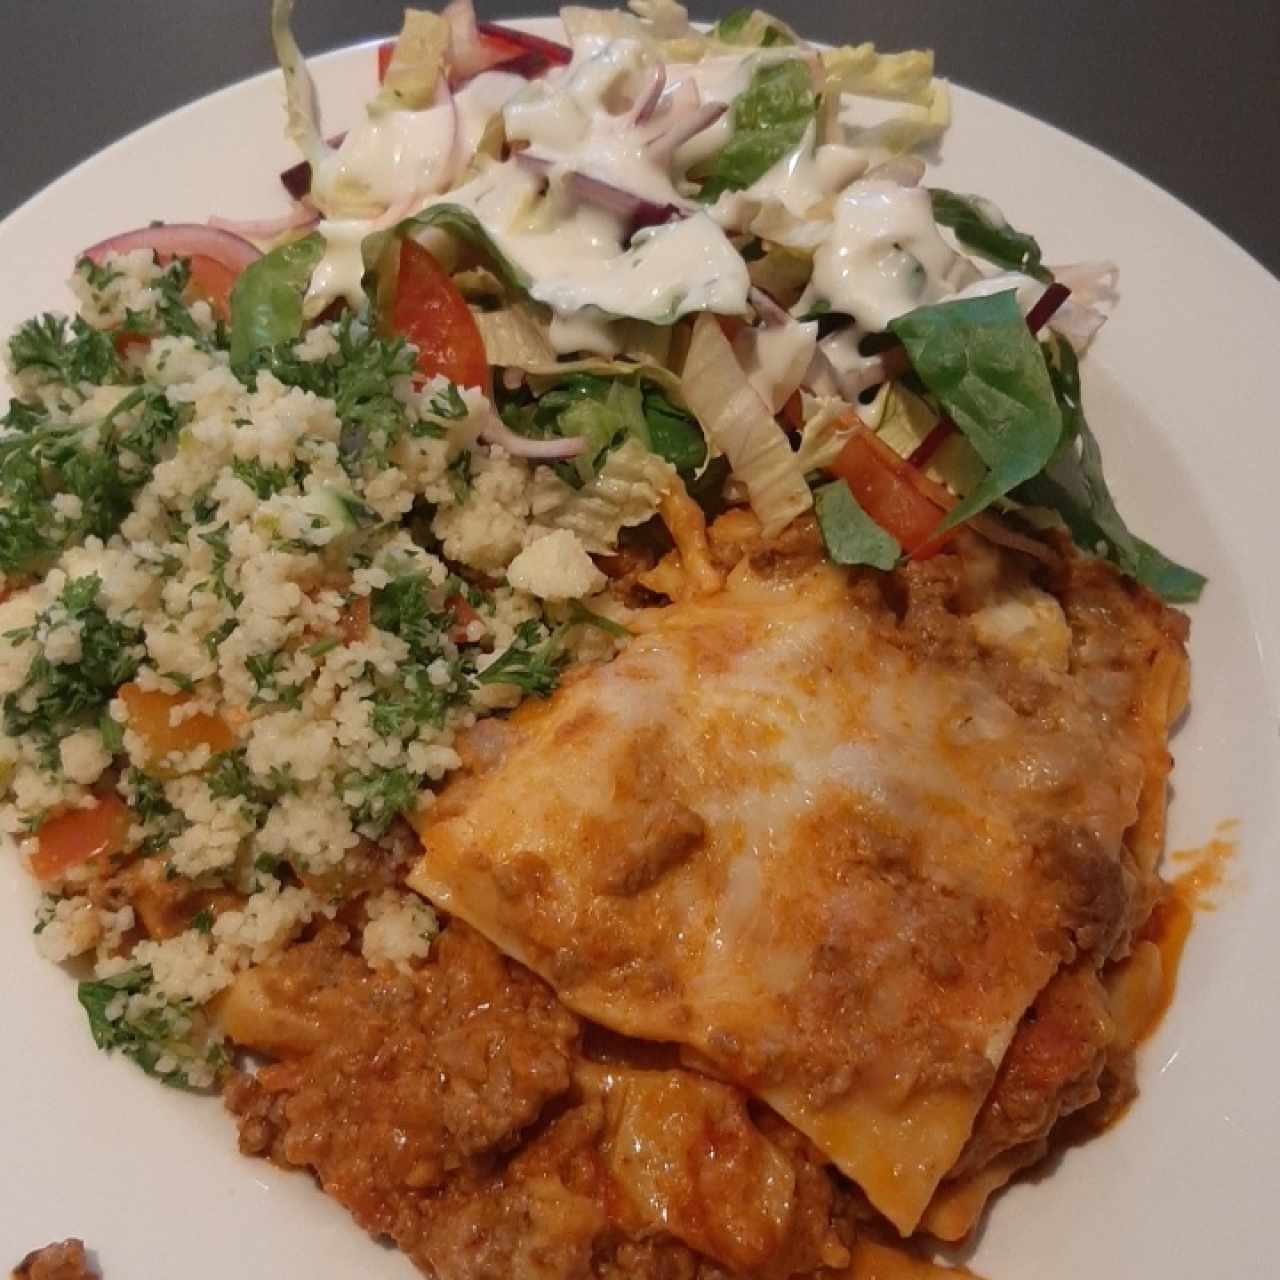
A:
[411, 543, 1173, 1233]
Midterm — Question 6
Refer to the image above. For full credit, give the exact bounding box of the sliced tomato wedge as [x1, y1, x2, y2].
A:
[829, 425, 952, 558]
[184, 254, 237, 321]
[385, 239, 491, 392]
[32, 793, 132, 883]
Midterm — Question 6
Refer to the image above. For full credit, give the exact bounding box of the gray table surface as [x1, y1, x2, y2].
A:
[2, 0, 1277, 278]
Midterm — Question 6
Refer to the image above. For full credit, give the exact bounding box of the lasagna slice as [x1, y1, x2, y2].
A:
[410, 526, 1187, 1234]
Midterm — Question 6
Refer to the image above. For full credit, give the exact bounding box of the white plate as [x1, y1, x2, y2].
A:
[2, 20, 1277, 1279]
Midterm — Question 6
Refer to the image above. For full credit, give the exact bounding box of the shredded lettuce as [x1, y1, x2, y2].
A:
[529, 437, 677, 553]
[503, 373, 705, 488]
[270, 0, 330, 172]
[681, 313, 811, 537]
[371, 9, 449, 114]
[714, 8, 799, 47]
[696, 60, 817, 202]
[873, 384, 986, 498]
[473, 305, 558, 369]
[820, 44, 949, 153]
[821, 43, 938, 105]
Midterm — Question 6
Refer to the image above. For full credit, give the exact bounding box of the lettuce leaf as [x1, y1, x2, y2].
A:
[714, 8, 797, 47]
[930, 189, 1052, 283]
[528, 437, 676, 553]
[888, 290, 1062, 533]
[696, 60, 817, 202]
[1015, 339, 1205, 602]
[370, 9, 448, 114]
[399, 204, 532, 294]
[681, 313, 812, 537]
[270, 0, 330, 172]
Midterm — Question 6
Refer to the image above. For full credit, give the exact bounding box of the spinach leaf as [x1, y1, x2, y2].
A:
[889, 290, 1062, 533]
[228, 233, 325, 369]
[929, 190, 1052, 283]
[642, 386, 707, 476]
[696, 60, 816, 202]
[1015, 339, 1205, 602]
[814, 481, 901, 569]
[398, 204, 531, 294]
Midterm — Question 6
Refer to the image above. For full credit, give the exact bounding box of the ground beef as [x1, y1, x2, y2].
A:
[11, 1241, 98, 1280]
[223, 922, 847, 1280]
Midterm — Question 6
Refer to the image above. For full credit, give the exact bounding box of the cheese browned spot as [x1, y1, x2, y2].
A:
[410, 527, 1188, 1234]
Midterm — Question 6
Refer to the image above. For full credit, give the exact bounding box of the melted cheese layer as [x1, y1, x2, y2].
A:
[411, 545, 1175, 1232]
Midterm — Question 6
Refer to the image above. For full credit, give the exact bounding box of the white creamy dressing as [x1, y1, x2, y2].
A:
[305, 71, 528, 312]
[809, 179, 979, 331]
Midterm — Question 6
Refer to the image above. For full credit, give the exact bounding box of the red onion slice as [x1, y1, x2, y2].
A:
[515, 154, 683, 238]
[280, 132, 345, 201]
[475, 22, 571, 66]
[478, 409, 585, 459]
[643, 101, 727, 163]
[81, 224, 262, 272]
[208, 202, 319, 241]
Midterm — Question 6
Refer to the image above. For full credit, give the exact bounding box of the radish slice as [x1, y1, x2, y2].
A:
[478, 408, 585, 459]
[81, 224, 262, 272]
[209, 202, 319, 241]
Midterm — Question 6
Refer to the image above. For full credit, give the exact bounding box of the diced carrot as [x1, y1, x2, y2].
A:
[32, 793, 132, 882]
[119, 683, 236, 771]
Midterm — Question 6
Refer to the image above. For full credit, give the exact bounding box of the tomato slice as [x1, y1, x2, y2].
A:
[183, 254, 237, 321]
[829, 426, 952, 558]
[386, 239, 491, 392]
[32, 793, 132, 882]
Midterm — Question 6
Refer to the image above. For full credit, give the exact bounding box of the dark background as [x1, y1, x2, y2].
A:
[2, 0, 1277, 277]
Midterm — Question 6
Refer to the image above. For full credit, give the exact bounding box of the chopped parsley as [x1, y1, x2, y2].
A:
[77, 966, 225, 1090]
[341, 765, 418, 834]
[8, 312, 126, 388]
[0, 388, 186, 576]
[3, 575, 144, 766]
[475, 619, 567, 698]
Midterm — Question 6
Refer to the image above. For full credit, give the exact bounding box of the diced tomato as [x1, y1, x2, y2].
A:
[446, 593, 482, 644]
[113, 330, 151, 359]
[119, 683, 236, 772]
[377, 39, 396, 83]
[32, 793, 132, 883]
[338, 595, 371, 645]
[385, 239, 491, 392]
[829, 425, 953, 558]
